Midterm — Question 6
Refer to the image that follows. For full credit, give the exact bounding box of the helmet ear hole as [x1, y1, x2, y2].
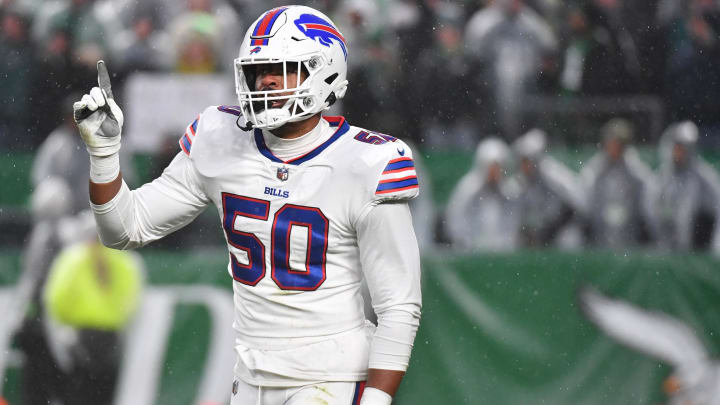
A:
[324, 73, 339, 85]
[325, 92, 337, 107]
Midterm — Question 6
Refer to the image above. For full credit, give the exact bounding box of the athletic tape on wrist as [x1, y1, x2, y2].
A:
[359, 387, 392, 405]
[89, 153, 120, 183]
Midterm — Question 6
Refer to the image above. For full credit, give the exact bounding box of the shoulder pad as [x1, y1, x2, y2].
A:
[178, 106, 248, 155]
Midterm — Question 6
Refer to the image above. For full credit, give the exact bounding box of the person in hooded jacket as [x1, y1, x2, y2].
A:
[512, 129, 585, 248]
[580, 118, 655, 249]
[445, 137, 520, 252]
[650, 121, 720, 251]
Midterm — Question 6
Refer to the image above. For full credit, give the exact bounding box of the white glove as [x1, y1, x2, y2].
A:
[359, 387, 392, 405]
[73, 61, 124, 183]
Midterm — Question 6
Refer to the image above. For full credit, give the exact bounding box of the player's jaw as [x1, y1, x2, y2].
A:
[251, 90, 295, 113]
[251, 62, 307, 112]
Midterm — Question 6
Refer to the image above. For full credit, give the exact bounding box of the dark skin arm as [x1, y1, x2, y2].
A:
[367, 368, 405, 397]
[89, 173, 123, 205]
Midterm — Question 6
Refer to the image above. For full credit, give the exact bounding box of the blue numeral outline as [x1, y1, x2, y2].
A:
[221, 194, 328, 291]
[221, 193, 270, 286]
[271, 205, 329, 291]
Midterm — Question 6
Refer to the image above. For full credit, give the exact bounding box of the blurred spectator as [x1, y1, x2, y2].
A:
[659, 0, 720, 141]
[657, 0, 687, 25]
[335, 0, 403, 135]
[405, 141, 437, 250]
[171, 24, 219, 73]
[413, 2, 477, 149]
[33, 0, 119, 61]
[511, 128, 584, 248]
[580, 118, 655, 249]
[43, 211, 144, 404]
[113, 6, 173, 74]
[445, 137, 519, 251]
[464, 0, 558, 139]
[30, 26, 79, 142]
[169, 0, 241, 73]
[0, 6, 34, 148]
[31, 94, 90, 214]
[30, 0, 121, 113]
[387, 0, 432, 143]
[559, 3, 640, 95]
[13, 177, 74, 405]
[585, 0, 642, 84]
[650, 121, 720, 251]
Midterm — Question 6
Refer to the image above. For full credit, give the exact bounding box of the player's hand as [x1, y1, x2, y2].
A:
[73, 60, 124, 157]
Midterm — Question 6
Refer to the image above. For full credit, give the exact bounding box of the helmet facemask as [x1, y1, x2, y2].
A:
[235, 53, 331, 130]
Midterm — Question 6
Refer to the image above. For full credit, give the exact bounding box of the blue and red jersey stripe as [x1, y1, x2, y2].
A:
[179, 133, 192, 155]
[376, 177, 419, 194]
[351, 381, 366, 404]
[377, 157, 419, 194]
[253, 116, 350, 165]
[179, 115, 200, 156]
[382, 157, 415, 173]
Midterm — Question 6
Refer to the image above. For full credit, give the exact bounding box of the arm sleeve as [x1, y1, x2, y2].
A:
[357, 202, 422, 371]
[91, 152, 210, 250]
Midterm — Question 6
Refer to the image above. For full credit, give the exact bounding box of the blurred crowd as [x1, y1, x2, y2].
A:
[2, 0, 720, 150]
[440, 119, 720, 254]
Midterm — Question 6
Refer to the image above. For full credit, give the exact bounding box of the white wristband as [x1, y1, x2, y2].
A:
[359, 387, 392, 405]
[89, 152, 120, 183]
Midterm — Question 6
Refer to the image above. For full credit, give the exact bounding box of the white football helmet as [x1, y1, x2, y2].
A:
[234, 5, 349, 130]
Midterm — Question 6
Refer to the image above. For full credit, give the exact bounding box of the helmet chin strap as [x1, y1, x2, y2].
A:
[236, 116, 254, 131]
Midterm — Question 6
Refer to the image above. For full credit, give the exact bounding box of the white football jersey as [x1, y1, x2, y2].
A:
[177, 106, 420, 385]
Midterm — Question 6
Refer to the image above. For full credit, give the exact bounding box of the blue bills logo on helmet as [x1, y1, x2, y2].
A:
[250, 46, 262, 54]
[294, 13, 347, 60]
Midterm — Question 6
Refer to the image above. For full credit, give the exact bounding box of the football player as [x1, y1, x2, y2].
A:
[72, 5, 421, 405]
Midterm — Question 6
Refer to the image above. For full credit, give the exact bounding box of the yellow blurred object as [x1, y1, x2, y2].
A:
[43, 242, 143, 330]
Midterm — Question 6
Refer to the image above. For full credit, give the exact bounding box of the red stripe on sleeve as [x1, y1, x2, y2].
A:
[387, 157, 413, 164]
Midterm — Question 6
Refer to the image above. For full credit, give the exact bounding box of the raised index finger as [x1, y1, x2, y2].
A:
[97, 60, 114, 100]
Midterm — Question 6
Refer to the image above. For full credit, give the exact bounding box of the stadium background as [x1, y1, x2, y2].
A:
[2, 0, 720, 404]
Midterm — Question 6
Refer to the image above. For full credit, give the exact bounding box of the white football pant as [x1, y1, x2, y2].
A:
[230, 379, 366, 405]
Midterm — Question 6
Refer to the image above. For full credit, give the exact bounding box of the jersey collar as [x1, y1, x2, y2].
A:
[254, 116, 350, 165]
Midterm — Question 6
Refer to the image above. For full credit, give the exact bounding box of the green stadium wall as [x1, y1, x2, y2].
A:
[2, 249, 720, 404]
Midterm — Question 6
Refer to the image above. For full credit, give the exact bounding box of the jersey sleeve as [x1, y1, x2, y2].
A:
[373, 140, 420, 203]
[357, 202, 422, 371]
[178, 114, 201, 156]
[91, 152, 210, 249]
